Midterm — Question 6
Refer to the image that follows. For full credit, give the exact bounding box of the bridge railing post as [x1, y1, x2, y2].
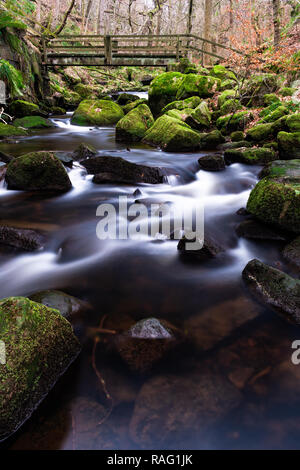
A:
[104, 35, 112, 65]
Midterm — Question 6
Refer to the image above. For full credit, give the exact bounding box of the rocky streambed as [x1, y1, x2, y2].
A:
[0, 77, 300, 449]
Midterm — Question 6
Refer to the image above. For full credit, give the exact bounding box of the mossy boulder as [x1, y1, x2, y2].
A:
[198, 153, 225, 171]
[176, 74, 220, 100]
[0, 297, 80, 441]
[9, 100, 45, 118]
[242, 259, 300, 324]
[5, 151, 72, 192]
[73, 83, 96, 99]
[123, 98, 148, 114]
[217, 89, 237, 108]
[278, 132, 300, 159]
[231, 131, 244, 142]
[282, 236, 300, 269]
[117, 93, 140, 105]
[161, 96, 201, 114]
[116, 104, 154, 142]
[165, 108, 193, 122]
[246, 123, 274, 142]
[216, 111, 252, 133]
[286, 114, 300, 132]
[241, 73, 279, 106]
[220, 140, 252, 150]
[0, 123, 28, 138]
[199, 130, 225, 150]
[259, 159, 300, 180]
[220, 99, 242, 116]
[246, 173, 300, 233]
[224, 147, 277, 165]
[13, 116, 54, 129]
[148, 72, 184, 116]
[260, 105, 289, 123]
[143, 115, 201, 152]
[280, 87, 297, 97]
[185, 101, 212, 130]
[263, 93, 280, 106]
[72, 143, 97, 161]
[220, 79, 237, 91]
[209, 65, 237, 82]
[71, 100, 124, 126]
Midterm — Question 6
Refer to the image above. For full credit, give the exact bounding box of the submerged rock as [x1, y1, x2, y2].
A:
[143, 115, 201, 152]
[235, 219, 288, 241]
[113, 317, 181, 373]
[198, 153, 225, 171]
[224, 147, 277, 165]
[72, 143, 97, 161]
[0, 226, 45, 251]
[0, 297, 80, 441]
[82, 156, 163, 184]
[177, 234, 223, 260]
[116, 104, 154, 142]
[71, 99, 124, 126]
[129, 372, 242, 448]
[282, 237, 300, 269]
[5, 151, 72, 192]
[29, 290, 91, 321]
[242, 259, 300, 324]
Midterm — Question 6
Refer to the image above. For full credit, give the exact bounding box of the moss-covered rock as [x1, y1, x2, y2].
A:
[5, 151, 72, 192]
[286, 113, 300, 132]
[220, 140, 252, 150]
[217, 89, 237, 108]
[263, 93, 281, 106]
[13, 116, 54, 129]
[231, 131, 244, 142]
[216, 111, 252, 134]
[143, 115, 201, 152]
[117, 93, 141, 105]
[220, 99, 242, 116]
[199, 130, 225, 150]
[176, 74, 220, 100]
[116, 104, 154, 142]
[282, 236, 300, 269]
[260, 105, 289, 123]
[279, 87, 297, 97]
[241, 73, 279, 106]
[209, 65, 237, 82]
[73, 83, 96, 99]
[224, 147, 277, 165]
[198, 153, 225, 171]
[185, 101, 211, 130]
[161, 96, 201, 114]
[71, 99, 124, 126]
[9, 100, 45, 118]
[0, 296, 80, 441]
[72, 143, 97, 161]
[123, 98, 148, 114]
[0, 123, 28, 138]
[259, 159, 300, 179]
[246, 122, 274, 142]
[148, 72, 184, 116]
[263, 141, 278, 151]
[278, 132, 300, 159]
[165, 108, 193, 122]
[220, 79, 237, 91]
[246, 173, 300, 233]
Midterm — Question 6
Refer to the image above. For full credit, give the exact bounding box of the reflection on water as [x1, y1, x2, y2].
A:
[1, 115, 300, 450]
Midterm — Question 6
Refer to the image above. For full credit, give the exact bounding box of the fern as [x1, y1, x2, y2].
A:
[0, 59, 24, 97]
[0, 12, 26, 30]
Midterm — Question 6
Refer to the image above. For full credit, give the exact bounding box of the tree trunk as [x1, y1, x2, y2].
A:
[272, 0, 281, 46]
[187, 0, 194, 34]
[203, 0, 213, 64]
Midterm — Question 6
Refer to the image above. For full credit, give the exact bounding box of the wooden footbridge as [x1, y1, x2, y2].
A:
[41, 34, 242, 68]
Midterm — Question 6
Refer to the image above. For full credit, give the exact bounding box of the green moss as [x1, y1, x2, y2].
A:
[148, 72, 184, 116]
[73, 83, 95, 99]
[247, 176, 300, 233]
[263, 141, 278, 151]
[286, 114, 300, 132]
[5, 151, 72, 192]
[241, 74, 279, 106]
[278, 132, 300, 159]
[220, 79, 237, 91]
[259, 105, 289, 123]
[224, 147, 277, 165]
[260, 160, 300, 179]
[116, 104, 154, 142]
[9, 100, 41, 118]
[209, 65, 237, 81]
[0, 123, 28, 137]
[263, 93, 280, 106]
[231, 131, 244, 142]
[143, 114, 201, 152]
[166, 108, 193, 122]
[216, 111, 252, 134]
[220, 99, 242, 116]
[279, 87, 297, 97]
[0, 296, 80, 441]
[71, 99, 124, 126]
[246, 122, 274, 142]
[199, 130, 225, 150]
[186, 101, 211, 129]
[13, 116, 54, 129]
[176, 74, 221, 100]
[218, 89, 237, 108]
[161, 96, 201, 114]
[123, 98, 148, 114]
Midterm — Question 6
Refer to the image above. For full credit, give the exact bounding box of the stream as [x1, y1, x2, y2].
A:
[1, 106, 300, 450]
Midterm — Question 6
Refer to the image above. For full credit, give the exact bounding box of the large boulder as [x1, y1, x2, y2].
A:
[0, 123, 28, 138]
[176, 74, 220, 100]
[123, 98, 148, 114]
[286, 113, 300, 132]
[161, 96, 201, 114]
[81, 155, 163, 184]
[219, 99, 242, 116]
[259, 159, 300, 180]
[0, 297, 80, 441]
[72, 143, 97, 161]
[224, 147, 277, 165]
[240, 73, 279, 106]
[177, 234, 223, 260]
[116, 93, 140, 105]
[185, 101, 212, 130]
[278, 132, 300, 159]
[209, 65, 237, 82]
[142, 115, 201, 152]
[116, 104, 154, 142]
[12, 116, 54, 129]
[246, 169, 300, 233]
[71, 99, 124, 126]
[218, 89, 237, 108]
[148, 72, 184, 116]
[242, 259, 300, 324]
[9, 100, 46, 118]
[216, 111, 253, 134]
[5, 151, 72, 192]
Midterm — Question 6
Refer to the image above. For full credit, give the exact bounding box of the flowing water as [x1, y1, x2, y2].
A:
[1, 108, 300, 450]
